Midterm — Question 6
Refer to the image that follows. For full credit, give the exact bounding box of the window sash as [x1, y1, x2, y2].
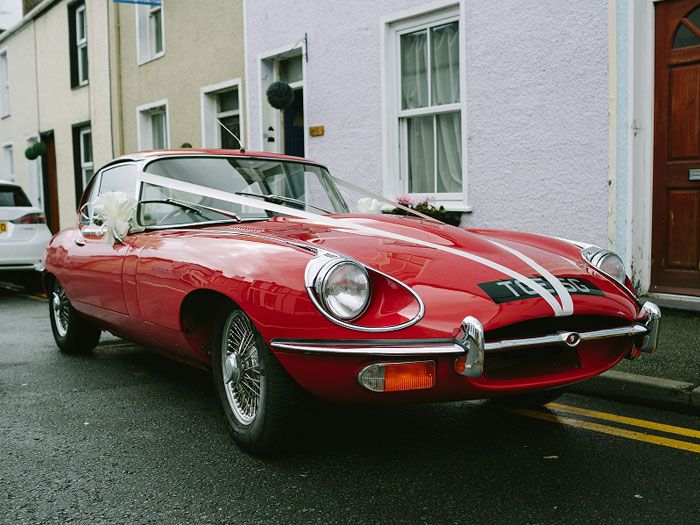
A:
[397, 17, 459, 111]
[149, 109, 167, 149]
[149, 7, 163, 56]
[395, 15, 463, 199]
[74, 4, 88, 84]
[76, 5, 86, 44]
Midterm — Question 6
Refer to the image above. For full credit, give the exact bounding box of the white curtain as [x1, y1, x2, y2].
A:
[407, 116, 433, 193]
[436, 112, 462, 192]
[430, 22, 460, 105]
[401, 30, 428, 109]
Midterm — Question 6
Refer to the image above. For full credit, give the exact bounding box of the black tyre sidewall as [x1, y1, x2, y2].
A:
[49, 279, 100, 353]
[212, 308, 290, 454]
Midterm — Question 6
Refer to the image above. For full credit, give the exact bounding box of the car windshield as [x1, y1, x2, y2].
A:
[0, 186, 32, 207]
[139, 157, 351, 227]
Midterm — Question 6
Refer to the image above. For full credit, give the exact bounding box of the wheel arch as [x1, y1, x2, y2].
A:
[179, 288, 240, 360]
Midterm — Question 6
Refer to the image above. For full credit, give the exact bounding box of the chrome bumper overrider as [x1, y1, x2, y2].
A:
[270, 301, 661, 379]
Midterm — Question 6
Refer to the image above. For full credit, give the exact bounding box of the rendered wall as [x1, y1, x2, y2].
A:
[114, 0, 246, 154]
[0, 0, 113, 229]
[245, 0, 610, 246]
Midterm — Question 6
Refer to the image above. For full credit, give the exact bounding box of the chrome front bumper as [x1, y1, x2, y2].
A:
[270, 301, 661, 379]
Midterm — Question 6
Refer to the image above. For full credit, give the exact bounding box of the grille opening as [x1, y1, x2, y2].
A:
[485, 315, 630, 343]
[484, 346, 582, 380]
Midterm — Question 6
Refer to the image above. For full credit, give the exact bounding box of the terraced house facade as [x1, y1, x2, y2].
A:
[0, 0, 698, 304]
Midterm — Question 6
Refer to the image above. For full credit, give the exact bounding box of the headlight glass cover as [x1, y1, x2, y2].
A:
[315, 260, 370, 320]
[582, 246, 627, 286]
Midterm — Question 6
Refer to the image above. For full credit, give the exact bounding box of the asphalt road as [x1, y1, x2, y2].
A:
[1, 288, 699, 524]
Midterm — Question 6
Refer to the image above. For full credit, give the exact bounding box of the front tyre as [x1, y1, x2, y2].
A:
[212, 308, 298, 456]
[49, 279, 101, 353]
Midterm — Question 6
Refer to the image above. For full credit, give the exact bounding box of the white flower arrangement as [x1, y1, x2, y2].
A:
[92, 191, 143, 244]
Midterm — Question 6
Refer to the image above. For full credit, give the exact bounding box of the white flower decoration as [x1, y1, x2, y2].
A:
[92, 191, 140, 245]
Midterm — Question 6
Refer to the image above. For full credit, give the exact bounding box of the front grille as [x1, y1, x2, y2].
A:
[484, 315, 629, 343]
[482, 315, 629, 381]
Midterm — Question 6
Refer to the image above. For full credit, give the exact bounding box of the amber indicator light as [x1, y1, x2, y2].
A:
[383, 361, 435, 392]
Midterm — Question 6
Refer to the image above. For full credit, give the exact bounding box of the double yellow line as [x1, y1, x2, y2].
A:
[504, 402, 700, 454]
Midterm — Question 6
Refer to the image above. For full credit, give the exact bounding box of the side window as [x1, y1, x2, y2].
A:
[80, 164, 138, 226]
[98, 164, 138, 196]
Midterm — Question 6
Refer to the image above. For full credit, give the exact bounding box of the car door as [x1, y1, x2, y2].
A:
[68, 163, 138, 315]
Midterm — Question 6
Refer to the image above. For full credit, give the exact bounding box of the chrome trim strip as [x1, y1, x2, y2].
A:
[484, 324, 647, 352]
[271, 324, 648, 356]
[270, 341, 463, 356]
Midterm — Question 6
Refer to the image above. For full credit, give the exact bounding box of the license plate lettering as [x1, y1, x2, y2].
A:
[479, 277, 604, 304]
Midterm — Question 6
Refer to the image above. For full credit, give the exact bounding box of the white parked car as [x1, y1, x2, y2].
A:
[0, 181, 52, 274]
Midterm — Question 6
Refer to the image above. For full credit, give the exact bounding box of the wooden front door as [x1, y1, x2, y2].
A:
[40, 131, 60, 234]
[652, 0, 700, 296]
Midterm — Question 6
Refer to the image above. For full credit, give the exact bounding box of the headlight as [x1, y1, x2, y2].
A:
[314, 260, 370, 320]
[582, 246, 627, 286]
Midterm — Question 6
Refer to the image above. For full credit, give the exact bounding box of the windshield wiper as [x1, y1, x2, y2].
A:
[139, 198, 241, 222]
[235, 192, 333, 215]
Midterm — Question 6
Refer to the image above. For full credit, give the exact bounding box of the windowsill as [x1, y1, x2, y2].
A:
[138, 51, 165, 67]
[72, 80, 89, 90]
[0, 113, 9, 120]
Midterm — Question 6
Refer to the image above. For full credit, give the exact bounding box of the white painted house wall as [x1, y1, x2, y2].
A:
[245, 0, 610, 245]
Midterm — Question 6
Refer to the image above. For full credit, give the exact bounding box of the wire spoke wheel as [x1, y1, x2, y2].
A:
[221, 311, 263, 425]
[52, 282, 70, 338]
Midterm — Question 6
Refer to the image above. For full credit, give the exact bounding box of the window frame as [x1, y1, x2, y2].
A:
[136, 99, 170, 150]
[79, 127, 93, 187]
[2, 141, 14, 182]
[382, 2, 468, 210]
[136, 1, 165, 65]
[0, 48, 10, 118]
[200, 78, 244, 148]
[75, 3, 88, 85]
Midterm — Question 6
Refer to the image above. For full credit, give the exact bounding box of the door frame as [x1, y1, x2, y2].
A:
[624, 0, 700, 304]
[40, 130, 60, 233]
[256, 41, 307, 156]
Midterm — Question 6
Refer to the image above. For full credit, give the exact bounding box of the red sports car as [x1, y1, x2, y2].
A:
[44, 150, 660, 454]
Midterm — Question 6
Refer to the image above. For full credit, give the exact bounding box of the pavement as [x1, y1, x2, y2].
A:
[1, 289, 699, 523]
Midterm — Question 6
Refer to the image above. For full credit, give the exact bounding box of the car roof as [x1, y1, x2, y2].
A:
[103, 149, 321, 170]
[0, 180, 20, 188]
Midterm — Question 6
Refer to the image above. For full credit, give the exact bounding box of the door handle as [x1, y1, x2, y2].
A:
[74, 238, 86, 246]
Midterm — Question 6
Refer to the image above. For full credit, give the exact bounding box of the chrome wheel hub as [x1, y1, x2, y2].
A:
[223, 352, 243, 385]
[52, 284, 70, 338]
[221, 312, 262, 426]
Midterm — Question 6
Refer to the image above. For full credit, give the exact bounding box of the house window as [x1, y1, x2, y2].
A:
[386, 8, 464, 204]
[72, 122, 93, 202]
[136, 1, 164, 64]
[68, 1, 88, 87]
[201, 80, 243, 149]
[0, 50, 9, 117]
[79, 127, 93, 186]
[2, 143, 14, 182]
[137, 100, 169, 149]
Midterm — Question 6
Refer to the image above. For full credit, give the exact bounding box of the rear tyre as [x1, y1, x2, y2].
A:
[49, 279, 101, 353]
[212, 307, 300, 456]
[492, 388, 566, 408]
